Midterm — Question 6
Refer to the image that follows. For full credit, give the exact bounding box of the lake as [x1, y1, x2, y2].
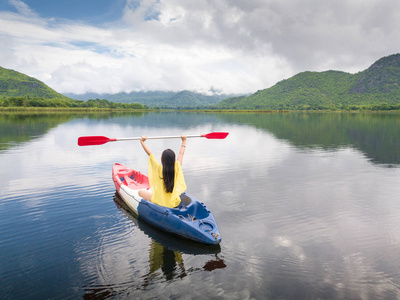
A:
[1, 111, 400, 299]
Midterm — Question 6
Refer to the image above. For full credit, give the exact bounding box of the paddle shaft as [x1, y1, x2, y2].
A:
[115, 134, 203, 141]
[78, 132, 229, 146]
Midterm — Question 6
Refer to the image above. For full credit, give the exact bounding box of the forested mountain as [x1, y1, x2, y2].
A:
[64, 91, 175, 105]
[350, 54, 400, 94]
[159, 90, 226, 108]
[216, 54, 400, 110]
[0, 67, 70, 100]
[65, 90, 231, 108]
[0, 67, 145, 109]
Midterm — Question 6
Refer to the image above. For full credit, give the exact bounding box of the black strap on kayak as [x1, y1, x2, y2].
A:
[142, 201, 169, 215]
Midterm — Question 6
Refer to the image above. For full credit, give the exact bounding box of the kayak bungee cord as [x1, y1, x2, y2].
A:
[178, 214, 220, 244]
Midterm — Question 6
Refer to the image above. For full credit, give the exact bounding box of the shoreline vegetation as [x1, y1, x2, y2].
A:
[1, 101, 400, 114]
[1, 95, 400, 113]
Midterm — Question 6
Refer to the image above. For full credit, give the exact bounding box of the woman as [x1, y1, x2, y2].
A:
[138, 134, 187, 208]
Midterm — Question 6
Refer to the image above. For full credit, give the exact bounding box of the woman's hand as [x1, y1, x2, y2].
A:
[181, 134, 187, 143]
[140, 136, 151, 156]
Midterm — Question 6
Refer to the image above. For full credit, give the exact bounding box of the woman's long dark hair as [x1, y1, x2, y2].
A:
[161, 149, 175, 193]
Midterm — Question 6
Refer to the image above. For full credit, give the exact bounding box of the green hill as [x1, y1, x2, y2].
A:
[0, 67, 146, 109]
[65, 91, 176, 106]
[159, 90, 225, 108]
[65, 90, 231, 108]
[216, 54, 400, 110]
[350, 54, 400, 94]
[0, 66, 70, 100]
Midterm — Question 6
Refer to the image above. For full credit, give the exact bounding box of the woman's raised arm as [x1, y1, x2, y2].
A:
[140, 136, 152, 156]
[177, 134, 187, 165]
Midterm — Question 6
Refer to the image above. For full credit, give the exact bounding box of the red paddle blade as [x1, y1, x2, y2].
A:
[78, 136, 116, 146]
[202, 132, 229, 139]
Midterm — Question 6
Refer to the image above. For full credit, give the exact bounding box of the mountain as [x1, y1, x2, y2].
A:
[64, 91, 175, 106]
[217, 54, 400, 110]
[350, 54, 400, 93]
[159, 90, 226, 108]
[0, 67, 70, 100]
[65, 90, 232, 108]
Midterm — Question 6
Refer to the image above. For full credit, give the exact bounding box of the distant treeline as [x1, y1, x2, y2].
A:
[215, 98, 400, 111]
[0, 96, 148, 110]
[2, 96, 400, 112]
[325, 103, 400, 111]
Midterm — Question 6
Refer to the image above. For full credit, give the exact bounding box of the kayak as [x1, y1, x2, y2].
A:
[112, 163, 222, 245]
[113, 193, 221, 254]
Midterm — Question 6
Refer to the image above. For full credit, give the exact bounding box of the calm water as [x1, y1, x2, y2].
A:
[1, 112, 400, 299]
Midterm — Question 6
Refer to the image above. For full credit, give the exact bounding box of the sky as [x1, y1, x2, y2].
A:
[0, 0, 399, 95]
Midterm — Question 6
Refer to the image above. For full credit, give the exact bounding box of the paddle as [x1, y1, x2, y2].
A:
[78, 132, 229, 146]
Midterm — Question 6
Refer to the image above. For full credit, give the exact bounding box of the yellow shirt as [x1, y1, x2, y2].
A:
[148, 153, 187, 208]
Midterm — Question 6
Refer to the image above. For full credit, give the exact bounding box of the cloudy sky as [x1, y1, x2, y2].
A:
[0, 0, 399, 95]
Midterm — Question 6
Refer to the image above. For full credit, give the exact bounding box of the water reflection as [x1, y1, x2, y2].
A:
[3, 111, 399, 166]
[217, 112, 400, 166]
[144, 240, 226, 283]
[0, 113, 71, 150]
[0, 111, 146, 151]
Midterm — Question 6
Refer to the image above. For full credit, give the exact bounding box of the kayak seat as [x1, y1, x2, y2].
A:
[171, 194, 209, 219]
[124, 175, 138, 186]
[176, 193, 191, 209]
[133, 171, 143, 183]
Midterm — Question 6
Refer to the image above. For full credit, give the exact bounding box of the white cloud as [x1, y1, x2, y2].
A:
[0, 0, 399, 94]
[9, 0, 38, 18]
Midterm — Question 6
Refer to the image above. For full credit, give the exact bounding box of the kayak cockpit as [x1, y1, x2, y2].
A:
[113, 163, 149, 190]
